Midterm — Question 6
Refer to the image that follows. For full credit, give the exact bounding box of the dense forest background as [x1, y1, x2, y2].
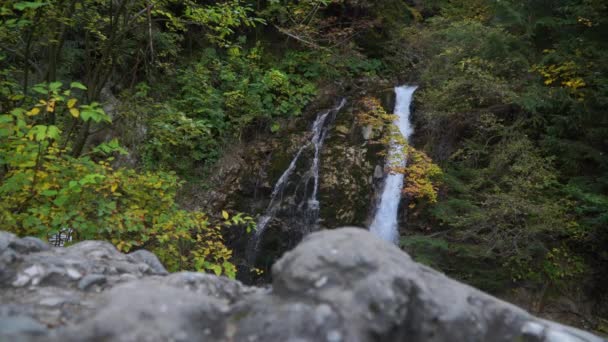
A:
[1, 0, 606, 331]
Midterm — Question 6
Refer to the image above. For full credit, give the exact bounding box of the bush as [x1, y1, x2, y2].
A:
[0, 82, 239, 277]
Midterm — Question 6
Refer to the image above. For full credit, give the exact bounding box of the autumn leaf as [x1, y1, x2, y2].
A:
[46, 99, 56, 113]
[26, 107, 40, 116]
[67, 98, 78, 108]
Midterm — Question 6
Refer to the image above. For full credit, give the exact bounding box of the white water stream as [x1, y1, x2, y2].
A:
[369, 85, 418, 244]
[247, 99, 345, 265]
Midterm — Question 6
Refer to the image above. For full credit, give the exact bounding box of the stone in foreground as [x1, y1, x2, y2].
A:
[0, 228, 604, 342]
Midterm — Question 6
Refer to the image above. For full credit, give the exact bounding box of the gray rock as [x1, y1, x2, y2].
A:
[57, 280, 229, 342]
[128, 249, 168, 275]
[266, 228, 605, 342]
[11, 237, 50, 254]
[163, 272, 262, 303]
[78, 274, 107, 290]
[0, 315, 47, 338]
[0, 231, 18, 252]
[362, 125, 373, 140]
[0, 228, 605, 342]
[1, 236, 164, 290]
[373, 164, 384, 178]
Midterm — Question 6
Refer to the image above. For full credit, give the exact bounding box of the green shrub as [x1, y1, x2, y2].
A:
[0, 82, 241, 277]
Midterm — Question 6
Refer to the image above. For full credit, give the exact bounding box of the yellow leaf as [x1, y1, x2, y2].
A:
[26, 107, 41, 116]
[69, 108, 80, 118]
[46, 99, 56, 113]
[67, 98, 78, 109]
[222, 210, 229, 220]
[111, 183, 118, 193]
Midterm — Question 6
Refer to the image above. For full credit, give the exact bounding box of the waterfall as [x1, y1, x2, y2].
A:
[302, 98, 345, 224]
[247, 99, 346, 265]
[369, 85, 418, 244]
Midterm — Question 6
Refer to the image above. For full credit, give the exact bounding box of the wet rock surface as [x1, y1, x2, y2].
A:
[0, 228, 605, 342]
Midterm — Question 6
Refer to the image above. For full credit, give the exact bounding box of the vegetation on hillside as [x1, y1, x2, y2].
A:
[1, 0, 606, 324]
[0, 0, 383, 275]
[397, 0, 608, 320]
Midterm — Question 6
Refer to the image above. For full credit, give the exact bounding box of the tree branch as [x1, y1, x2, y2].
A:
[274, 25, 328, 50]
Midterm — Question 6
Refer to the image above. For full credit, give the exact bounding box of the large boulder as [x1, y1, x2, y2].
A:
[0, 228, 604, 342]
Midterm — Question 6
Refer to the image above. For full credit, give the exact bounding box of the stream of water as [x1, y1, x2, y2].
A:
[246, 99, 346, 265]
[369, 85, 418, 244]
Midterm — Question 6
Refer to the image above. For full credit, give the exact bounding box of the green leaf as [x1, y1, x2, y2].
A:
[13, 1, 47, 11]
[80, 108, 110, 123]
[10, 108, 26, 116]
[92, 139, 128, 155]
[70, 82, 87, 90]
[49, 81, 62, 92]
[270, 122, 280, 133]
[223, 262, 236, 279]
[46, 125, 60, 140]
[79, 173, 105, 186]
[208, 264, 222, 276]
[80, 110, 94, 121]
[27, 125, 47, 141]
[27, 125, 60, 141]
[41, 189, 58, 196]
[32, 84, 47, 94]
[0, 115, 13, 124]
[53, 195, 68, 206]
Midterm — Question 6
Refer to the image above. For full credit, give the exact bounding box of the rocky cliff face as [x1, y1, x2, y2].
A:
[183, 83, 449, 287]
[194, 87, 391, 277]
[1, 228, 604, 342]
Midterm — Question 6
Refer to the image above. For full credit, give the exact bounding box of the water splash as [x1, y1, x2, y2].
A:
[369, 85, 418, 244]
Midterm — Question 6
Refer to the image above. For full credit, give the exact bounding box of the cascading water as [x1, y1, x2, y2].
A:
[369, 85, 418, 244]
[247, 99, 346, 265]
[301, 98, 345, 224]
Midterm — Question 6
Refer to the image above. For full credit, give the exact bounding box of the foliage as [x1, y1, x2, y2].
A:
[137, 45, 320, 173]
[260, 0, 375, 49]
[401, 234, 511, 292]
[177, 46, 317, 125]
[0, 83, 246, 277]
[356, 96, 393, 126]
[143, 40, 382, 174]
[184, 0, 265, 47]
[1, 0, 605, 321]
[391, 1, 608, 313]
[402, 147, 443, 205]
[356, 96, 443, 205]
[0, 0, 391, 282]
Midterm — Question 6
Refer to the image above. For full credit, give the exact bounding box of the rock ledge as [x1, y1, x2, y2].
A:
[0, 228, 605, 342]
